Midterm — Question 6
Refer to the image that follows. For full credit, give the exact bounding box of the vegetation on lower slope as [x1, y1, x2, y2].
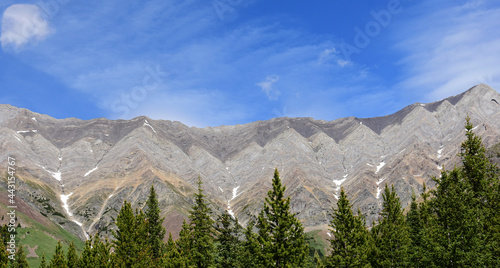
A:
[0, 198, 84, 267]
[1, 117, 499, 267]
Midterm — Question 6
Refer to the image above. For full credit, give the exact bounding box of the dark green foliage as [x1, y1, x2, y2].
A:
[370, 185, 410, 268]
[79, 234, 113, 268]
[313, 250, 325, 268]
[430, 168, 479, 266]
[239, 219, 261, 268]
[0, 225, 8, 248]
[94, 236, 113, 268]
[66, 242, 78, 268]
[113, 200, 138, 267]
[13, 246, 29, 268]
[325, 188, 371, 268]
[0, 234, 7, 268]
[256, 168, 309, 267]
[112, 200, 151, 267]
[406, 192, 424, 267]
[145, 185, 166, 263]
[79, 239, 95, 268]
[49, 241, 68, 268]
[39, 253, 47, 268]
[427, 117, 500, 266]
[177, 219, 192, 260]
[188, 177, 216, 268]
[161, 233, 188, 268]
[134, 209, 152, 266]
[414, 183, 436, 267]
[214, 210, 241, 268]
[460, 117, 498, 195]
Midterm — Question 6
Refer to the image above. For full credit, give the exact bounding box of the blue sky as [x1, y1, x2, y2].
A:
[1, 0, 499, 127]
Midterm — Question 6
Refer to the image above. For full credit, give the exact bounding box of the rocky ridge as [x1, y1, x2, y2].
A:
[1, 84, 500, 240]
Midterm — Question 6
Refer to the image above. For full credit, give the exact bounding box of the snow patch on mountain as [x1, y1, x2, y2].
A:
[376, 177, 387, 186]
[84, 166, 98, 177]
[376, 162, 385, 174]
[41, 166, 61, 181]
[437, 145, 443, 159]
[231, 186, 240, 201]
[333, 173, 348, 199]
[60, 193, 74, 217]
[62, 192, 91, 239]
[376, 178, 387, 199]
[227, 186, 241, 219]
[143, 120, 157, 133]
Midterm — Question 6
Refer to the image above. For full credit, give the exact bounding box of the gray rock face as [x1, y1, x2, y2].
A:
[1, 84, 500, 240]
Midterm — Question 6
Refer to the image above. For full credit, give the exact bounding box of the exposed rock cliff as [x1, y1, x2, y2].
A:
[1, 84, 499, 240]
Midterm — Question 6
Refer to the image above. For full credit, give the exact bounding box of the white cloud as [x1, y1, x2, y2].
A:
[337, 59, 350, 67]
[395, 1, 500, 100]
[0, 4, 51, 50]
[257, 75, 280, 100]
[9, 0, 377, 126]
[318, 47, 351, 67]
[318, 48, 337, 63]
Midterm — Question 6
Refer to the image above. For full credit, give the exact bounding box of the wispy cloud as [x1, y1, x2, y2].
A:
[8, 0, 480, 127]
[318, 47, 350, 67]
[16, 0, 366, 126]
[257, 75, 280, 100]
[395, 0, 500, 100]
[0, 4, 52, 51]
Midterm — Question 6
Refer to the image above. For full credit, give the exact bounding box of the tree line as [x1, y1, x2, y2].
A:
[1, 117, 499, 267]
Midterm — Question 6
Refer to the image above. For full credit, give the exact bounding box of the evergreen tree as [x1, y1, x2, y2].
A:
[460, 117, 500, 265]
[460, 116, 498, 196]
[49, 241, 68, 268]
[214, 210, 241, 268]
[428, 117, 500, 266]
[406, 192, 423, 267]
[161, 233, 189, 268]
[177, 219, 193, 260]
[430, 161, 480, 266]
[188, 177, 216, 268]
[66, 242, 78, 268]
[13, 246, 29, 268]
[134, 209, 152, 266]
[256, 168, 309, 268]
[79, 234, 113, 268]
[145, 185, 166, 263]
[239, 219, 261, 268]
[79, 239, 95, 268]
[39, 253, 47, 268]
[325, 188, 371, 268]
[415, 183, 436, 267]
[113, 200, 137, 268]
[112, 200, 151, 268]
[370, 184, 410, 268]
[313, 250, 325, 268]
[94, 236, 113, 268]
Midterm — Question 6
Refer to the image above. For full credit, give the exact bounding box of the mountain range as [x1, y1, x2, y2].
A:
[1, 83, 500, 241]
